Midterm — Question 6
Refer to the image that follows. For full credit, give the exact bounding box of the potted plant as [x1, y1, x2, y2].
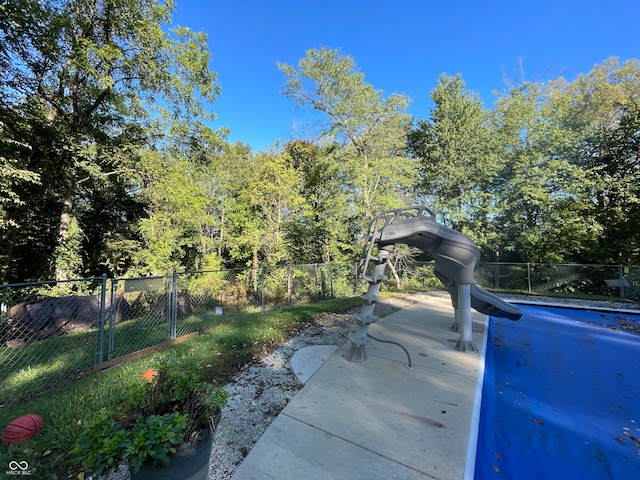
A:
[72, 361, 228, 479]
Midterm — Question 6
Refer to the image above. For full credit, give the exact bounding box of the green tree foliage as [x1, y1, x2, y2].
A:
[546, 58, 640, 263]
[283, 140, 354, 264]
[0, 118, 39, 230]
[226, 150, 306, 270]
[3, 18, 640, 283]
[206, 142, 253, 263]
[0, 1, 46, 281]
[135, 152, 208, 274]
[132, 124, 228, 275]
[548, 58, 640, 132]
[579, 104, 640, 263]
[0, 117, 40, 282]
[407, 74, 500, 252]
[279, 47, 417, 230]
[490, 82, 598, 263]
[0, 0, 220, 281]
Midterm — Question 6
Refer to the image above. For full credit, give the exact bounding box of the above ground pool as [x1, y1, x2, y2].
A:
[469, 304, 640, 480]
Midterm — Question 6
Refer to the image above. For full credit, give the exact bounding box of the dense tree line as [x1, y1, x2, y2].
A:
[1, 1, 639, 284]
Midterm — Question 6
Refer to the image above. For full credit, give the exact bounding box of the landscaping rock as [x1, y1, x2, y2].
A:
[5, 294, 130, 341]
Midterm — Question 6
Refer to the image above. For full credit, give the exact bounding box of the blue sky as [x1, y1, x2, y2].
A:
[172, 0, 639, 151]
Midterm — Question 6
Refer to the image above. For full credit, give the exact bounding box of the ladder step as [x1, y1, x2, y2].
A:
[354, 312, 378, 324]
[360, 293, 381, 304]
[363, 274, 388, 283]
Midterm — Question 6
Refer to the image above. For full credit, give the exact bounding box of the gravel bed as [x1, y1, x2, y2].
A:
[206, 313, 352, 479]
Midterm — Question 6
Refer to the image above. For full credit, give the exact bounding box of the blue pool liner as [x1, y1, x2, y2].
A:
[468, 304, 640, 480]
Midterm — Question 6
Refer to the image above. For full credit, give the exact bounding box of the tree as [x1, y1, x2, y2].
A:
[231, 151, 305, 266]
[283, 140, 353, 264]
[579, 104, 640, 263]
[205, 142, 253, 264]
[545, 58, 640, 263]
[0, 0, 220, 280]
[131, 122, 229, 275]
[0, 116, 40, 282]
[134, 152, 209, 274]
[491, 82, 598, 262]
[407, 74, 500, 252]
[0, 108, 65, 281]
[548, 58, 640, 132]
[0, 117, 39, 230]
[279, 47, 416, 232]
[0, 1, 47, 281]
[217, 149, 306, 288]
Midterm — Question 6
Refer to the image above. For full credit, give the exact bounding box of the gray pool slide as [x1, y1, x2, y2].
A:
[374, 210, 522, 321]
[347, 206, 521, 360]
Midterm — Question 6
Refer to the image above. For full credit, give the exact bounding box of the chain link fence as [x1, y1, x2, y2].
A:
[0, 276, 108, 414]
[476, 263, 640, 299]
[393, 262, 640, 300]
[1, 262, 639, 416]
[0, 264, 361, 416]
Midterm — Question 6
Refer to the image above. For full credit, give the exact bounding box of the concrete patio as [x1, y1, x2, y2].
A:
[230, 294, 487, 480]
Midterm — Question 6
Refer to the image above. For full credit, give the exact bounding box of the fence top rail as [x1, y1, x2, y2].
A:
[177, 267, 259, 275]
[403, 261, 634, 268]
[0, 276, 104, 289]
[518, 263, 627, 268]
[175, 263, 355, 276]
[261, 263, 346, 270]
[113, 274, 166, 282]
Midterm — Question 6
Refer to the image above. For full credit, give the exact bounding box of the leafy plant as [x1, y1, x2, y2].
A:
[71, 410, 132, 476]
[126, 413, 187, 473]
[135, 362, 227, 438]
[71, 361, 228, 475]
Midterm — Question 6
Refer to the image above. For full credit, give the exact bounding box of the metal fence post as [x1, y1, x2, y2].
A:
[527, 263, 532, 292]
[261, 266, 265, 314]
[619, 265, 626, 298]
[107, 279, 117, 360]
[329, 265, 334, 298]
[168, 270, 177, 340]
[95, 274, 107, 365]
[354, 262, 359, 295]
[315, 263, 319, 303]
[287, 265, 293, 307]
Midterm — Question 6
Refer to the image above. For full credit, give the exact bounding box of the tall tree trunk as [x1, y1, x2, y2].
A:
[387, 261, 401, 290]
[55, 168, 76, 281]
[0, 226, 18, 283]
[218, 206, 225, 257]
[251, 245, 259, 291]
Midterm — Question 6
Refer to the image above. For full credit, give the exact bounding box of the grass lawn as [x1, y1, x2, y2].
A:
[0, 296, 362, 479]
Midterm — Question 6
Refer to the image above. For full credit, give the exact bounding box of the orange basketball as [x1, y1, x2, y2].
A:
[1, 414, 43, 444]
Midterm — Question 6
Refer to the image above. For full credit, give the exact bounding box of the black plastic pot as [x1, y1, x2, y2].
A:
[130, 427, 214, 480]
